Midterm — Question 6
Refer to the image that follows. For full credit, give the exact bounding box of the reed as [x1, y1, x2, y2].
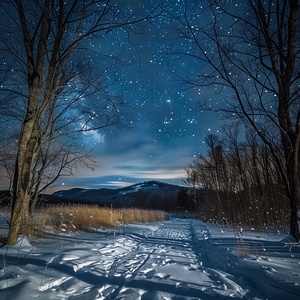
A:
[36, 205, 166, 234]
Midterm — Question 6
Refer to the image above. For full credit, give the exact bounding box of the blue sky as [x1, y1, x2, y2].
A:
[0, 0, 225, 193]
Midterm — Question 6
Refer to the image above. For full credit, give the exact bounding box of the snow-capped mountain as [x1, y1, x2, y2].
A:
[47, 181, 184, 210]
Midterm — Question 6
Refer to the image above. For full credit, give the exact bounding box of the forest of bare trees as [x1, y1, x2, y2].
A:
[185, 124, 289, 230]
[175, 0, 300, 240]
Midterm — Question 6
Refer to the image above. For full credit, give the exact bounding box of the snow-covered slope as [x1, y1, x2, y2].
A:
[0, 218, 299, 299]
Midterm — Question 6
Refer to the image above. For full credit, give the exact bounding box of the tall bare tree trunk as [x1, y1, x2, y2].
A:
[8, 119, 38, 243]
[7, 0, 51, 244]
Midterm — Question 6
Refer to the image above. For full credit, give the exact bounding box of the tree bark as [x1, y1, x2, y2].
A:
[8, 120, 38, 244]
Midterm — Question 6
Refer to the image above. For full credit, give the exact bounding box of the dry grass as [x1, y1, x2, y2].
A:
[33, 205, 166, 235]
[16, 213, 51, 240]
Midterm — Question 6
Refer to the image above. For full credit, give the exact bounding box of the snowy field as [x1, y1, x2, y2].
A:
[0, 218, 300, 299]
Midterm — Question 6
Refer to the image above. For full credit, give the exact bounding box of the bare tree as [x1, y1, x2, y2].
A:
[176, 0, 300, 240]
[0, 0, 157, 244]
[29, 140, 97, 215]
[186, 124, 288, 228]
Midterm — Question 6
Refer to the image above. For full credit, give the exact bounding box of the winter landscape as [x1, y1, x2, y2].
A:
[0, 217, 300, 300]
[1, 1, 300, 299]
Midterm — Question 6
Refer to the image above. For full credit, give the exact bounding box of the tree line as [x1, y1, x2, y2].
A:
[185, 125, 289, 230]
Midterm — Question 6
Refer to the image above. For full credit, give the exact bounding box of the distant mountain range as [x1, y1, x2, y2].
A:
[46, 181, 186, 210]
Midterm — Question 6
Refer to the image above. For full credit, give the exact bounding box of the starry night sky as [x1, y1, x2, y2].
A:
[0, 0, 227, 192]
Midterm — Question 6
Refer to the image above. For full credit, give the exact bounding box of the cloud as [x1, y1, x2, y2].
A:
[47, 142, 192, 192]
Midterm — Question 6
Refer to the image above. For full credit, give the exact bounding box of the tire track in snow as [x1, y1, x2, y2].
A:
[100, 219, 247, 299]
[102, 226, 167, 298]
[21, 219, 262, 299]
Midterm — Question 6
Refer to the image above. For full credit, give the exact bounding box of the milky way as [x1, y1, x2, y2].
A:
[0, 0, 230, 191]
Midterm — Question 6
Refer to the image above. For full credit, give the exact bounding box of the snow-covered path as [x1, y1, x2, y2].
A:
[0, 218, 300, 299]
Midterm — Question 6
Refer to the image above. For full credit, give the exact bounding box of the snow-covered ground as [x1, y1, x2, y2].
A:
[0, 218, 299, 299]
